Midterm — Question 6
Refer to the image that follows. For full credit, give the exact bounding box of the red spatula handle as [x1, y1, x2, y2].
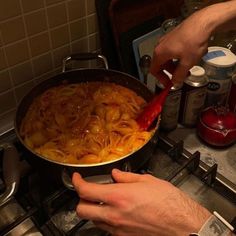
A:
[137, 60, 177, 131]
[137, 71, 173, 130]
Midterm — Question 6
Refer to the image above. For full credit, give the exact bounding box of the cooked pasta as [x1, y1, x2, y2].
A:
[20, 82, 154, 164]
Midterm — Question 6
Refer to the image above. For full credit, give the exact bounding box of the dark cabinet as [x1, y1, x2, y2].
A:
[95, 0, 184, 76]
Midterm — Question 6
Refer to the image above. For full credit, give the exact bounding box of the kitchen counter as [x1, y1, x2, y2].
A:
[166, 125, 236, 185]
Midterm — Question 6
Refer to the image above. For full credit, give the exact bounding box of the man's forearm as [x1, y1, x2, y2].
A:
[203, 0, 236, 33]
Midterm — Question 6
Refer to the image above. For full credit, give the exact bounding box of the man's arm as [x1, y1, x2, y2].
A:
[72, 169, 212, 236]
[209, 0, 236, 32]
[150, 0, 236, 84]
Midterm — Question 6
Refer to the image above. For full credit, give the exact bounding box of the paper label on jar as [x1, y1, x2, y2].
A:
[183, 87, 207, 126]
[207, 78, 231, 92]
[161, 91, 181, 130]
[206, 78, 232, 106]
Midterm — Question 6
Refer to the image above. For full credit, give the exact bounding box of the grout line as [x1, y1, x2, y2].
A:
[0, 43, 72, 75]
[1, 32, 10, 77]
[86, 12, 97, 18]
[0, 0, 101, 100]
[0, 65, 60, 98]
[1, 16, 89, 49]
[86, 0, 89, 52]
[0, 87, 16, 96]
[2, 37, 32, 48]
[65, 1, 72, 55]
[0, 35, 93, 82]
[44, 1, 69, 9]
[85, 0, 91, 67]
[12, 78, 36, 90]
[19, 0, 37, 87]
[0, 1, 74, 24]
[0, 8, 45, 24]
[0, 108, 16, 118]
[42, 0, 54, 72]
[0, 32, 14, 89]
[1, 24, 18, 107]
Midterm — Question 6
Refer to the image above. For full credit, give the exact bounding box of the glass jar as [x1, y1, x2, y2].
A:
[161, 18, 181, 34]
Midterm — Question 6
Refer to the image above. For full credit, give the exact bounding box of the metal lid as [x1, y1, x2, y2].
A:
[184, 65, 208, 87]
[202, 46, 236, 67]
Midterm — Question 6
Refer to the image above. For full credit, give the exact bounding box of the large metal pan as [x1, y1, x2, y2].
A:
[14, 53, 160, 182]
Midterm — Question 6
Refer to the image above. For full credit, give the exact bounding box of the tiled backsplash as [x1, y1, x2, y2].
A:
[0, 0, 100, 135]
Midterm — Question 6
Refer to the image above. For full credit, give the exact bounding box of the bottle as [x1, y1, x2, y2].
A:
[156, 81, 183, 131]
[179, 66, 208, 127]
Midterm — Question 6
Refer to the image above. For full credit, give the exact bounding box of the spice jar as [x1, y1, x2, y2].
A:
[156, 81, 182, 131]
[179, 66, 208, 127]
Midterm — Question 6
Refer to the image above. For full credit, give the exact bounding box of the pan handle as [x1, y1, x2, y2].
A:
[0, 143, 20, 206]
[62, 53, 109, 72]
[84, 175, 114, 184]
[61, 168, 114, 190]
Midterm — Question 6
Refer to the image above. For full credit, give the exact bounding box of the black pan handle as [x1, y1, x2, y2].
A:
[62, 53, 109, 72]
[61, 168, 114, 191]
[84, 175, 114, 184]
[0, 143, 20, 206]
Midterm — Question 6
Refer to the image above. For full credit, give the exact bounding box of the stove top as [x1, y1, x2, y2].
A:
[148, 133, 236, 222]
[0, 128, 235, 236]
[167, 125, 236, 184]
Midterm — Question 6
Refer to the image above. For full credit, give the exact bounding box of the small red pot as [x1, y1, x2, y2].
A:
[197, 106, 236, 147]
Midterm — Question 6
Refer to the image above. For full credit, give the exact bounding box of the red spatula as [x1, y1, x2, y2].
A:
[136, 61, 176, 131]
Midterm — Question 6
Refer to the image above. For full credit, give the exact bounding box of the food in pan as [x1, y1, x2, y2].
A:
[20, 82, 154, 164]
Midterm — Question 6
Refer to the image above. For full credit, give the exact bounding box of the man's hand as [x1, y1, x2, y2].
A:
[150, 0, 236, 85]
[150, 9, 211, 85]
[72, 169, 211, 236]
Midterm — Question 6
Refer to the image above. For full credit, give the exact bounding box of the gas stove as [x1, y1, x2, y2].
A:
[0, 127, 235, 236]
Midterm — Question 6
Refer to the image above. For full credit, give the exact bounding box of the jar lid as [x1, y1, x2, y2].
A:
[202, 46, 236, 67]
[185, 65, 208, 87]
[190, 65, 205, 77]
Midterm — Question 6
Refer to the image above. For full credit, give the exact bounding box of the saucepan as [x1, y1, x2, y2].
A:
[14, 53, 161, 187]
